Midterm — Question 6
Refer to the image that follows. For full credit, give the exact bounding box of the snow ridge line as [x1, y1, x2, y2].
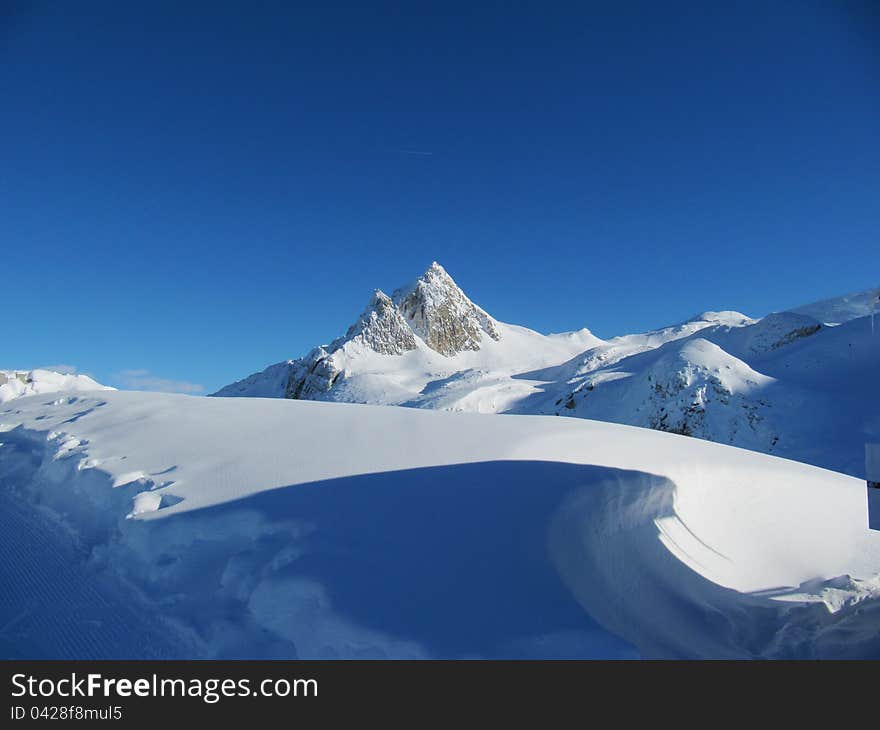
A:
[548, 471, 880, 659]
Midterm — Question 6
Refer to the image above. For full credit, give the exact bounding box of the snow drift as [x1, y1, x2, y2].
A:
[2, 390, 879, 659]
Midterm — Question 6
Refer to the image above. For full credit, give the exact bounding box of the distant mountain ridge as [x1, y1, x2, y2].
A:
[214, 265, 879, 478]
[0, 369, 114, 403]
[790, 287, 878, 325]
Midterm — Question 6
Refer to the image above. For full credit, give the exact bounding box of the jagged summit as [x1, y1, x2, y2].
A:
[330, 261, 502, 358]
[328, 262, 501, 358]
[392, 261, 500, 356]
[310, 262, 501, 360]
[342, 289, 417, 355]
[213, 262, 512, 401]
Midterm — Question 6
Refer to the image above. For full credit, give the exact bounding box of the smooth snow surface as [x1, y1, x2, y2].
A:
[2, 391, 879, 659]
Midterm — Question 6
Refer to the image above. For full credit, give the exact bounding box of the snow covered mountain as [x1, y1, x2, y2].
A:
[528, 310, 879, 477]
[0, 369, 113, 403]
[1, 278, 876, 659]
[3, 390, 879, 659]
[215, 262, 602, 411]
[215, 266, 878, 478]
[790, 286, 878, 325]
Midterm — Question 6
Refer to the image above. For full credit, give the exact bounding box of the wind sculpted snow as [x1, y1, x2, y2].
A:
[2, 391, 879, 658]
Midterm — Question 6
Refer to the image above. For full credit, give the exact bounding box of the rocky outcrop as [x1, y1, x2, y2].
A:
[285, 348, 341, 400]
[344, 290, 417, 355]
[0, 371, 30, 386]
[393, 262, 500, 356]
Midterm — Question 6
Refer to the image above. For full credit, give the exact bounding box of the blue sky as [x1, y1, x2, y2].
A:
[3, 1, 878, 393]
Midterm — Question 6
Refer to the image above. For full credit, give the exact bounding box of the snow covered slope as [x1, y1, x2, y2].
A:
[789, 287, 878, 325]
[215, 273, 878, 477]
[2, 391, 879, 659]
[532, 312, 879, 477]
[526, 338, 778, 449]
[0, 369, 113, 403]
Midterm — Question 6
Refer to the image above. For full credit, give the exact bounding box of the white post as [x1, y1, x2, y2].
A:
[872, 288, 876, 335]
[870, 286, 879, 335]
[867, 444, 880, 531]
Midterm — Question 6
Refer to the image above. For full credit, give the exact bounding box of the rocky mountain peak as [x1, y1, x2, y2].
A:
[392, 262, 500, 356]
[342, 289, 417, 356]
[216, 262, 505, 402]
[427, 260, 447, 276]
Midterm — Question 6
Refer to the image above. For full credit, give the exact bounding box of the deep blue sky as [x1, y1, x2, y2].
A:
[3, 1, 879, 393]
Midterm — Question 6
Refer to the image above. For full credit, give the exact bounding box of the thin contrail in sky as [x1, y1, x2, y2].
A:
[399, 149, 434, 156]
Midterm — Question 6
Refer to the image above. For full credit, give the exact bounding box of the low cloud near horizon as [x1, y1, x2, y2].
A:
[114, 369, 205, 395]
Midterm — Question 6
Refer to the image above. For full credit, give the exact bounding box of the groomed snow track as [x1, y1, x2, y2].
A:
[0, 427, 189, 658]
